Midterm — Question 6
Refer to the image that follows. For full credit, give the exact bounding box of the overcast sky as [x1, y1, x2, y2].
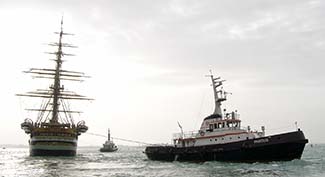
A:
[0, 0, 324, 146]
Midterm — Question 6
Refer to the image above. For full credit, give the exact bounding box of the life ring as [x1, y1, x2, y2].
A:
[199, 130, 205, 136]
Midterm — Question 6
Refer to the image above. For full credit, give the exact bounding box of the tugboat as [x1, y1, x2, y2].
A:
[145, 73, 308, 162]
[100, 129, 118, 152]
[17, 18, 92, 156]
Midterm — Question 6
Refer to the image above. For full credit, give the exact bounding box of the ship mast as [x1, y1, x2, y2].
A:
[17, 17, 93, 126]
[51, 18, 64, 123]
[206, 71, 227, 118]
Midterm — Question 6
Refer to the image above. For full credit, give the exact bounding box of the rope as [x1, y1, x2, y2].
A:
[86, 132, 154, 145]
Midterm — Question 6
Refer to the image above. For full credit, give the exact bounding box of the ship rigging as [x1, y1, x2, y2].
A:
[17, 18, 93, 156]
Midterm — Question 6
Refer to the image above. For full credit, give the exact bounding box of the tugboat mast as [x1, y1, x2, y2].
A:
[107, 128, 111, 141]
[207, 71, 227, 118]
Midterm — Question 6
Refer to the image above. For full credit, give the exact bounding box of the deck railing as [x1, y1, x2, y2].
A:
[172, 131, 199, 139]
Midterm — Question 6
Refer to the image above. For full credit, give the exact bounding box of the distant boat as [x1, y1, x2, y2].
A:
[17, 18, 92, 156]
[100, 129, 118, 152]
[145, 73, 308, 162]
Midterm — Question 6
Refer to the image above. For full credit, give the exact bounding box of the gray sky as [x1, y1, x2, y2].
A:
[0, 0, 324, 146]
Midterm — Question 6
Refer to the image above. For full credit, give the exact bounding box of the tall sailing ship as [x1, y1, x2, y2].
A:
[17, 19, 92, 156]
[145, 73, 308, 162]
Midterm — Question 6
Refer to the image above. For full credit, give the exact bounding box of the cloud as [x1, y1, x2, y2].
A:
[2, 0, 324, 90]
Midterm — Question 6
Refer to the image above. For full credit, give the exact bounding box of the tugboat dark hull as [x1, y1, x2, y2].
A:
[99, 148, 118, 152]
[145, 130, 308, 162]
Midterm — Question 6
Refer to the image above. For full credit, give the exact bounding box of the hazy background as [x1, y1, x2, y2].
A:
[0, 0, 324, 146]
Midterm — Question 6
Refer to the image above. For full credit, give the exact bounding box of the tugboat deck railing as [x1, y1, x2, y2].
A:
[172, 127, 250, 140]
[173, 131, 199, 139]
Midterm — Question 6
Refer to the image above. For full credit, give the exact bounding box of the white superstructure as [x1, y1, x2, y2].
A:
[173, 73, 265, 148]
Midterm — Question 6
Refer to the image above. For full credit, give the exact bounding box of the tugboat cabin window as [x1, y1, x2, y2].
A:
[208, 121, 242, 130]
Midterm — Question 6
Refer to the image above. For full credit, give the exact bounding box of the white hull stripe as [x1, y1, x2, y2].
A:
[181, 131, 248, 141]
[31, 138, 77, 143]
[30, 145, 76, 151]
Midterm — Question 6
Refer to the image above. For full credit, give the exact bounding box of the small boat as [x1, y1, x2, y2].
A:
[145, 73, 308, 162]
[100, 129, 118, 152]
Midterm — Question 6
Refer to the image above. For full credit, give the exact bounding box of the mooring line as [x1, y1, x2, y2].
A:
[86, 132, 154, 145]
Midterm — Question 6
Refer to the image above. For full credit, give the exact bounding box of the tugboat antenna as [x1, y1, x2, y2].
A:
[177, 121, 184, 139]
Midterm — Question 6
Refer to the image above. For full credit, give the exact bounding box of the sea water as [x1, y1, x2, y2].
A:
[0, 144, 324, 177]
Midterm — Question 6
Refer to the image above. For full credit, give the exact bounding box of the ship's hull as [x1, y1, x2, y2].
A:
[30, 148, 76, 156]
[28, 127, 78, 156]
[145, 130, 308, 162]
[29, 139, 77, 156]
[99, 147, 118, 152]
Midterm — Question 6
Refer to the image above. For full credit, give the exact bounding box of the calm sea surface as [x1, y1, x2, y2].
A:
[0, 144, 324, 177]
